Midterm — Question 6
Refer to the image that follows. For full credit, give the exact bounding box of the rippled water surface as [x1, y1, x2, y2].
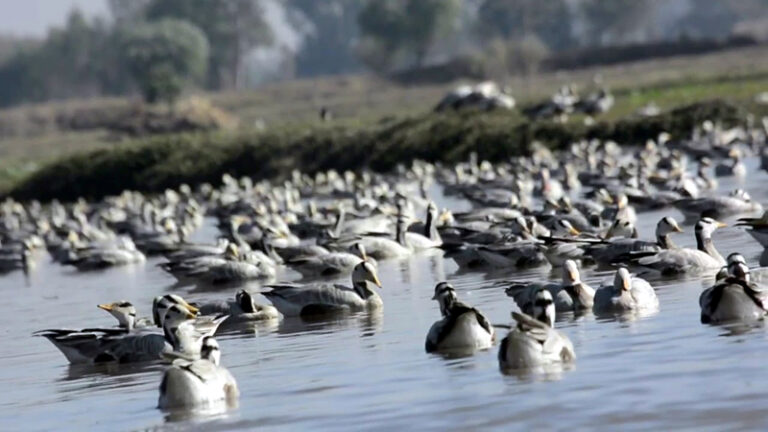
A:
[3, 159, 768, 431]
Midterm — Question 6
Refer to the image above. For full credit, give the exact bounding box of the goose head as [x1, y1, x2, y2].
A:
[432, 281, 457, 316]
[97, 301, 137, 330]
[235, 290, 257, 313]
[163, 303, 197, 328]
[531, 288, 555, 327]
[656, 216, 683, 237]
[561, 260, 581, 285]
[153, 294, 199, 327]
[726, 253, 750, 282]
[553, 219, 580, 237]
[605, 217, 635, 239]
[200, 336, 221, 366]
[224, 243, 240, 261]
[349, 242, 368, 261]
[614, 267, 632, 293]
[695, 217, 726, 239]
[352, 261, 382, 289]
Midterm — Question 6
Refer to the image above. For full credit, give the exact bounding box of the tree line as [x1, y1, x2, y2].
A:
[0, 0, 766, 107]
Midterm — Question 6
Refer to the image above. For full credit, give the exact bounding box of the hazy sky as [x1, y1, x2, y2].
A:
[0, 0, 108, 37]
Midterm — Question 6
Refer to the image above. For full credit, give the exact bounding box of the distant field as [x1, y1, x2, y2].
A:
[2, 44, 768, 196]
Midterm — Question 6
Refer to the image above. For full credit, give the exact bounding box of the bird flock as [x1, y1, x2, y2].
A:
[4, 115, 767, 413]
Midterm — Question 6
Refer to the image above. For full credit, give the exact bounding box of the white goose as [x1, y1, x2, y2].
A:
[158, 337, 239, 409]
[700, 254, 768, 324]
[425, 282, 494, 353]
[263, 261, 383, 316]
[593, 267, 658, 315]
[498, 289, 575, 369]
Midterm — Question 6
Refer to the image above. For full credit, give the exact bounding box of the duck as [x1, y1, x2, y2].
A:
[700, 253, 768, 324]
[505, 260, 595, 313]
[593, 267, 658, 315]
[425, 282, 495, 353]
[262, 261, 383, 316]
[498, 289, 575, 369]
[158, 336, 239, 409]
[628, 218, 726, 275]
[198, 289, 280, 323]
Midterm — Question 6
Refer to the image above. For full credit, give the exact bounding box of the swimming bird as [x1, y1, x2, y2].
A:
[97, 301, 153, 330]
[498, 289, 575, 369]
[505, 260, 595, 313]
[593, 267, 658, 315]
[736, 211, 768, 248]
[628, 218, 726, 275]
[700, 254, 768, 324]
[425, 282, 494, 353]
[586, 216, 683, 266]
[35, 304, 202, 364]
[262, 261, 383, 316]
[199, 290, 280, 323]
[158, 336, 239, 409]
[674, 189, 762, 221]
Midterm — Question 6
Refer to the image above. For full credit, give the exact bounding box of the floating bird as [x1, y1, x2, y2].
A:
[425, 282, 494, 353]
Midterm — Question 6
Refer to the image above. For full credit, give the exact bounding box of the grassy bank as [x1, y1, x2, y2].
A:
[7, 97, 755, 202]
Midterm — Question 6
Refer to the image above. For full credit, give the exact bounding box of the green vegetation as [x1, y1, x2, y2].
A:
[122, 19, 209, 104]
[7, 93, 760, 202]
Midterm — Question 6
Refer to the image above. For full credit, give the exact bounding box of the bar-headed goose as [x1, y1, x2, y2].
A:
[700, 254, 768, 324]
[425, 282, 494, 353]
[586, 216, 683, 265]
[629, 217, 726, 274]
[158, 337, 239, 409]
[505, 260, 594, 313]
[737, 211, 768, 248]
[498, 289, 575, 369]
[97, 301, 153, 330]
[199, 289, 280, 322]
[593, 267, 658, 314]
[263, 261, 383, 316]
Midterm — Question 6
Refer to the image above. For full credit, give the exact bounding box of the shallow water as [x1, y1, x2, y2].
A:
[3, 159, 768, 431]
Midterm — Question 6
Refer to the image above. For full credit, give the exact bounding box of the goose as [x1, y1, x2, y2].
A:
[158, 337, 239, 409]
[593, 267, 658, 314]
[286, 243, 368, 277]
[425, 282, 494, 353]
[674, 189, 762, 220]
[498, 289, 575, 369]
[66, 236, 146, 270]
[345, 217, 412, 260]
[199, 290, 280, 322]
[263, 261, 383, 316]
[164, 238, 231, 261]
[628, 218, 726, 275]
[714, 148, 746, 177]
[736, 211, 768, 248]
[34, 304, 203, 364]
[97, 301, 153, 330]
[181, 244, 276, 284]
[405, 202, 442, 249]
[701, 254, 768, 324]
[586, 216, 683, 265]
[505, 260, 594, 313]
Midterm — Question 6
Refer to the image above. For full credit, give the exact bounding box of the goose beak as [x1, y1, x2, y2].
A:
[569, 227, 580, 236]
[715, 221, 727, 228]
[97, 303, 113, 311]
[372, 273, 382, 288]
[672, 224, 683, 233]
[184, 310, 197, 320]
[182, 301, 199, 315]
[623, 279, 631, 291]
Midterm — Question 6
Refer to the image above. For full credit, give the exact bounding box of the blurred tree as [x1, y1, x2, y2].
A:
[107, 0, 151, 24]
[357, 0, 460, 71]
[289, 0, 363, 77]
[580, 0, 653, 46]
[121, 19, 209, 104]
[477, 0, 574, 51]
[145, 0, 272, 89]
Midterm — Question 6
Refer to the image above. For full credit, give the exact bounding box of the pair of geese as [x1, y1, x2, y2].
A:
[35, 294, 253, 409]
[424, 264, 658, 368]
